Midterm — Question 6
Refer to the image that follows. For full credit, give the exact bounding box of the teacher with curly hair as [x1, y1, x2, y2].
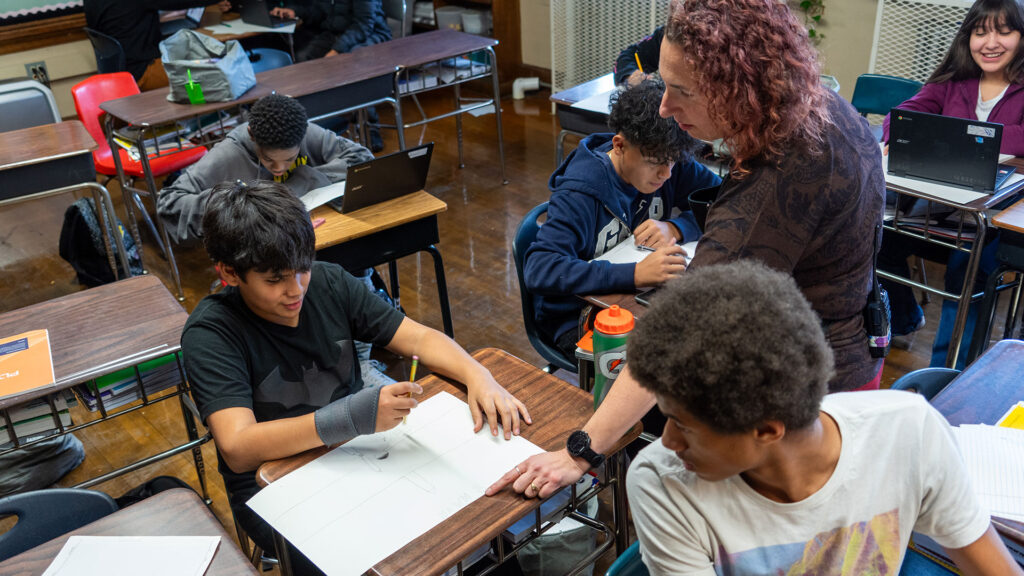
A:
[487, 0, 886, 501]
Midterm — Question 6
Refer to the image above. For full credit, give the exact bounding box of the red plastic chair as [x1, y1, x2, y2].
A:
[71, 72, 207, 299]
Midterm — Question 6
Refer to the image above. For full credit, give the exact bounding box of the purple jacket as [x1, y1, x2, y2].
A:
[882, 78, 1024, 156]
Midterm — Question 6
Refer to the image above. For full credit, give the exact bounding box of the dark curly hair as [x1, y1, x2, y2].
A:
[627, 260, 833, 434]
[665, 0, 832, 177]
[608, 78, 701, 165]
[202, 181, 315, 278]
[928, 0, 1024, 85]
[247, 93, 309, 150]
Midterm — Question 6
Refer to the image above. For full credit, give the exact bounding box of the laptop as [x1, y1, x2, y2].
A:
[888, 109, 1015, 193]
[240, 0, 297, 28]
[159, 7, 205, 36]
[327, 143, 434, 213]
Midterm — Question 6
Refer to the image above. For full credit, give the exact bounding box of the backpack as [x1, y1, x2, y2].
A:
[58, 197, 143, 286]
[114, 475, 197, 509]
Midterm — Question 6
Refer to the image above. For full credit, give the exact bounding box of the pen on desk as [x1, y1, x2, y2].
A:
[221, 22, 231, 27]
[634, 52, 644, 74]
[403, 355, 419, 424]
[636, 243, 655, 252]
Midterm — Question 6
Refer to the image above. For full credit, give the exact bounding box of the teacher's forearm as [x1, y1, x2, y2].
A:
[584, 365, 657, 456]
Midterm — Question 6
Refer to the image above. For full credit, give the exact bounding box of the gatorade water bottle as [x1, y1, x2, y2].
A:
[592, 305, 634, 410]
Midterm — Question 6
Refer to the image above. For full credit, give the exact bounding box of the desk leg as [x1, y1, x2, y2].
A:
[426, 245, 454, 338]
[946, 213, 987, 368]
[82, 182, 131, 281]
[104, 115, 148, 277]
[485, 46, 508, 185]
[390, 75, 407, 151]
[138, 150, 186, 301]
[609, 450, 630, 556]
[273, 530, 294, 576]
[387, 260, 402, 312]
[454, 82, 465, 169]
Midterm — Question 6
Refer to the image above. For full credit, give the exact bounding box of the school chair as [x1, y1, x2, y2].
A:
[84, 28, 127, 75]
[605, 541, 648, 576]
[850, 74, 923, 123]
[514, 202, 578, 373]
[247, 48, 293, 74]
[383, 0, 414, 39]
[890, 367, 960, 400]
[0, 78, 60, 132]
[0, 488, 118, 560]
[71, 72, 208, 300]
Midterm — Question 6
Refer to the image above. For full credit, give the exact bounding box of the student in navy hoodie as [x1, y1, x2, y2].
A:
[524, 78, 721, 359]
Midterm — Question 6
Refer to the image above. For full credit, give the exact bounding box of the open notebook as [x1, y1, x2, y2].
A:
[591, 235, 696, 266]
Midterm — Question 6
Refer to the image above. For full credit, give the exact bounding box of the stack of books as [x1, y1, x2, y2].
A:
[0, 329, 68, 447]
[75, 354, 182, 412]
[0, 395, 72, 448]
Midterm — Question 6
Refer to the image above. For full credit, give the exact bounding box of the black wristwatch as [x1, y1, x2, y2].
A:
[567, 430, 605, 470]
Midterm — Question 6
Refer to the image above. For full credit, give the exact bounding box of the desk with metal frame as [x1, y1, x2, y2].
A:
[98, 55, 404, 300]
[0, 488, 258, 575]
[916, 339, 1024, 564]
[256, 348, 641, 576]
[366, 29, 508, 183]
[880, 160, 1024, 368]
[312, 190, 454, 337]
[0, 121, 130, 282]
[966, 198, 1024, 363]
[550, 73, 615, 165]
[0, 275, 210, 500]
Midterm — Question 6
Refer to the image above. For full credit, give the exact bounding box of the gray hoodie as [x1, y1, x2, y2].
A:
[157, 122, 373, 246]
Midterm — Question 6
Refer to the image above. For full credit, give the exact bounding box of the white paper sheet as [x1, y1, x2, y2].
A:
[42, 536, 219, 576]
[951, 424, 1024, 522]
[881, 144, 1023, 205]
[571, 88, 616, 115]
[300, 180, 345, 211]
[202, 21, 296, 35]
[247, 392, 544, 576]
[591, 235, 695, 265]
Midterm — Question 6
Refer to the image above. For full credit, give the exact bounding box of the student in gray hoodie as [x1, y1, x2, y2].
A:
[158, 93, 372, 247]
[158, 93, 393, 387]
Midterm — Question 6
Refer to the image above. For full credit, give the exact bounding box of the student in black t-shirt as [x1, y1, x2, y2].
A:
[183, 181, 530, 574]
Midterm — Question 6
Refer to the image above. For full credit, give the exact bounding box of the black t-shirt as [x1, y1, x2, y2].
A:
[182, 261, 404, 495]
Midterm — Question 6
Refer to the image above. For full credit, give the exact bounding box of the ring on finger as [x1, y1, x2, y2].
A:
[514, 465, 522, 476]
[529, 482, 540, 494]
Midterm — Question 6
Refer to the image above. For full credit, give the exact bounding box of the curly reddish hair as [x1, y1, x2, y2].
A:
[665, 0, 832, 176]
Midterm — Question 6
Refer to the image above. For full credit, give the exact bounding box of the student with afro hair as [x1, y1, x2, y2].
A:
[158, 93, 372, 247]
[523, 78, 720, 360]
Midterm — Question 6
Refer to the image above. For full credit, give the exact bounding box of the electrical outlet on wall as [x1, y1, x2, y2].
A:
[25, 61, 50, 87]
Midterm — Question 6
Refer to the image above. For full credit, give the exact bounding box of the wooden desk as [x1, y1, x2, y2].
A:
[0, 121, 130, 281]
[550, 73, 615, 164]
[880, 157, 1024, 368]
[918, 339, 1024, 562]
[995, 197, 1024, 234]
[356, 29, 508, 183]
[0, 276, 209, 498]
[257, 347, 641, 575]
[311, 190, 454, 337]
[0, 488, 258, 575]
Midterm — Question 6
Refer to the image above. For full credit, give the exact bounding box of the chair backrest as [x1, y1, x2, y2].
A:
[850, 74, 923, 117]
[890, 367, 960, 400]
[513, 202, 577, 373]
[382, 0, 413, 39]
[0, 488, 117, 560]
[0, 78, 61, 132]
[84, 28, 127, 75]
[248, 48, 293, 74]
[605, 541, 649, 576]
[70, 72, 140, 158]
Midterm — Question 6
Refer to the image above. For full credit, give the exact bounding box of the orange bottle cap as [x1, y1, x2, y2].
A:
[594, 305, 634, 335]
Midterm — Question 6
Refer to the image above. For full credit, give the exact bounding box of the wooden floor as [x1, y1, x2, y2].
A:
[0, 87, 1000, 569]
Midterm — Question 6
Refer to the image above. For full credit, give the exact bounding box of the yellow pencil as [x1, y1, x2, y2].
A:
[634, 52, 644, 74]
[404, 355, 419, 424]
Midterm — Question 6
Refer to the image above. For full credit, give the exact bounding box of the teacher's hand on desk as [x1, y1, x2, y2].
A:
[634, 244, 687, 287]
[486, 448, 588, 499]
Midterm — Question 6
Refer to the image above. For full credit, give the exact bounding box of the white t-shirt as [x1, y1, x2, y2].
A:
[977, 84, 1009, 122]
[626, 390, 990, 576]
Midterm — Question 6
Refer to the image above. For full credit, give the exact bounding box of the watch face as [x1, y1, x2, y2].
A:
[567, 430, 589, 455]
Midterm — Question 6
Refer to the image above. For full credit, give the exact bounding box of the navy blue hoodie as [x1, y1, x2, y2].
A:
[524, 133, 721, 342]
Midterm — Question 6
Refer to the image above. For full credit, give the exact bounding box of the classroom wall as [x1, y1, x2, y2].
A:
[0, 39, 97, 119]
[519, 0, 880, 101]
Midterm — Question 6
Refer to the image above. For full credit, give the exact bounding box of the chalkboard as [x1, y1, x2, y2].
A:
[0, 0, 84, 25]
